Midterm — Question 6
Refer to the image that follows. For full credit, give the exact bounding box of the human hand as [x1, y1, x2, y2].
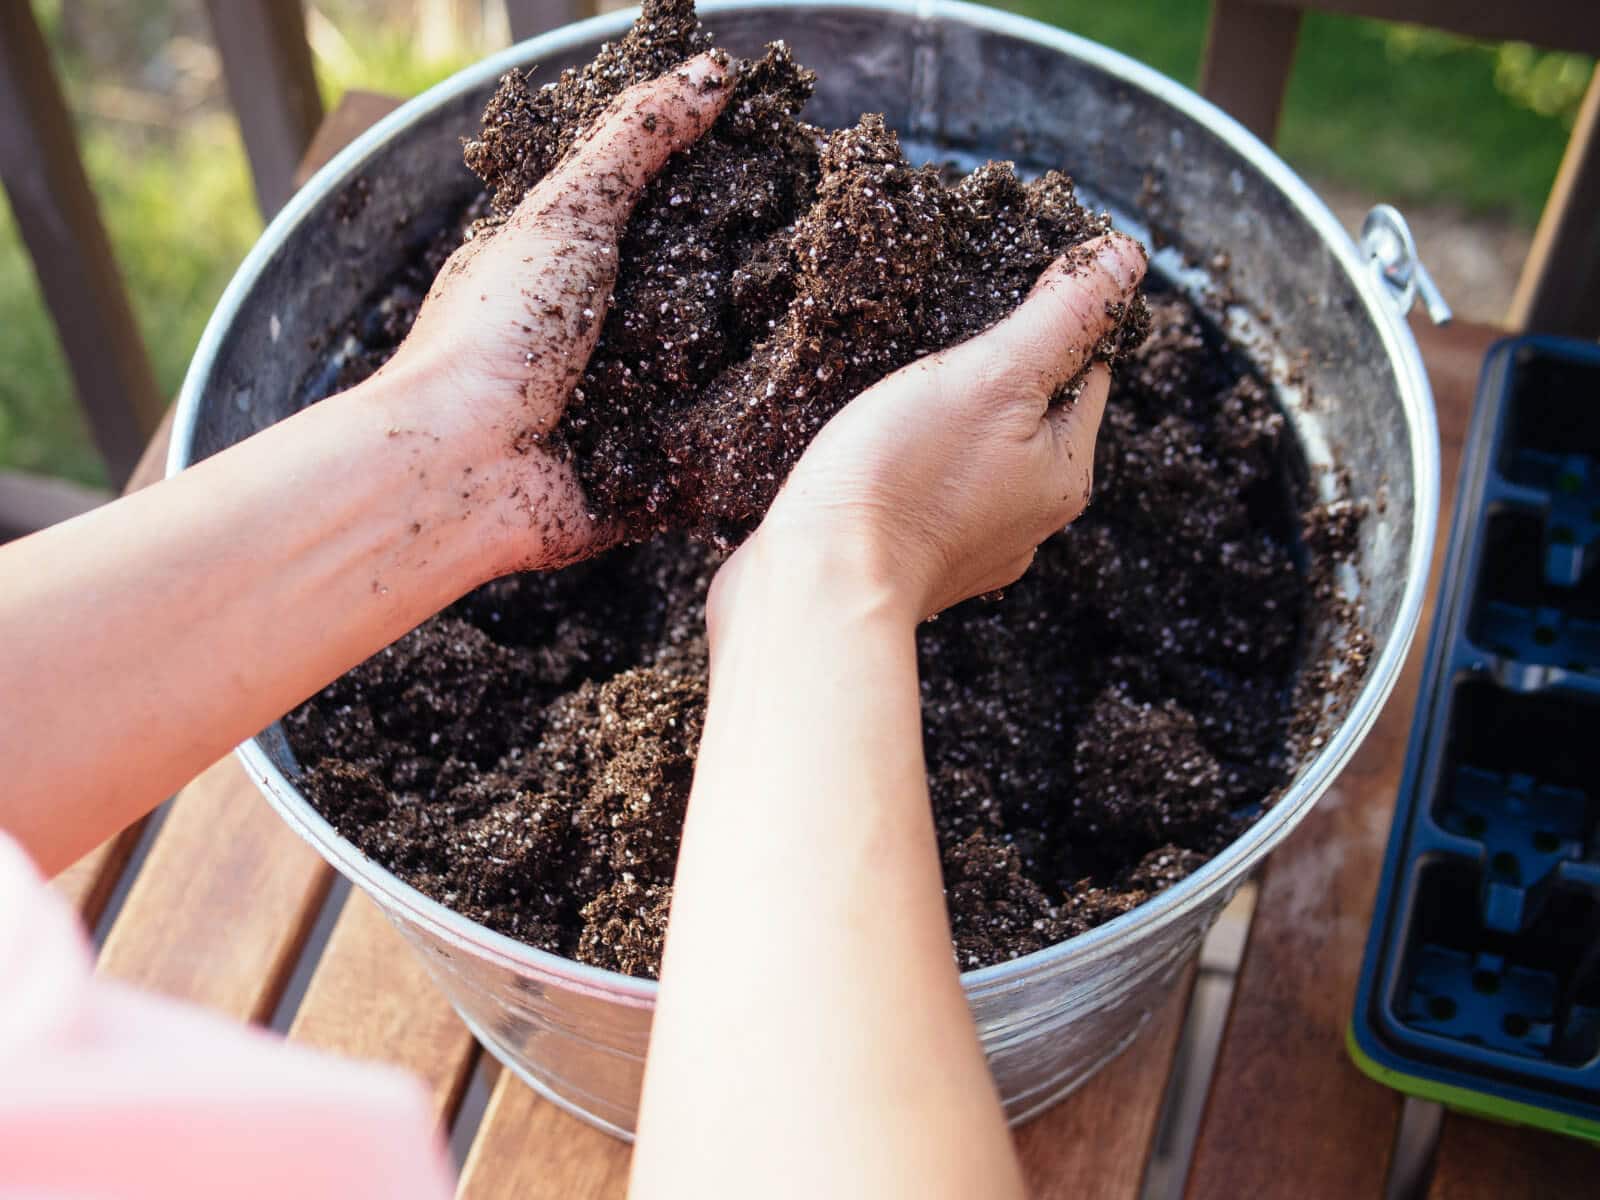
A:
[712, 233, 1147, 627]
[380, 52, 732, 571]
[0, 55, 738, 871]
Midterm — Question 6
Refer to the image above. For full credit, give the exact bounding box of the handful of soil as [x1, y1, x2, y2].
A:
[462, 0, 1148, 545]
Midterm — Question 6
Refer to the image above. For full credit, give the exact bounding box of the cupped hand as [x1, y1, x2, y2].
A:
[382, 52, 732, 571]
[718, 233, 1147, 625]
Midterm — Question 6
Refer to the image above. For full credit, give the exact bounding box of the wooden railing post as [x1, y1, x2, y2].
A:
[204, 0, 323, 219]
[505, 0, 600, 44]
[1509, 65, 1600, 339]
[0, 1, 163, 487]
[1200, 0, 1304, 144]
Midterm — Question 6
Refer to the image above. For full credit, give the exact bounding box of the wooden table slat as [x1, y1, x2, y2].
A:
[1016, 965, 1198, 1199]
[54, 825, 147, 927]
[458, 1074, 632, 1200]
[96, 755, 332, 1021]
[1184, 320, 1498, 1197]
[1426, 1113, 1596, 1199]
[289, 890, 479, 1126]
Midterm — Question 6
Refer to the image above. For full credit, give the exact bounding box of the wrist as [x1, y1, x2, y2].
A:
[337, 363, 523, 588]
[347, 351, 500, 467]
[708, 521, 921, 651]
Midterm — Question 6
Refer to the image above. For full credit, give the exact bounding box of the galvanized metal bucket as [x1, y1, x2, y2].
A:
[171, 0, 1441, 1139]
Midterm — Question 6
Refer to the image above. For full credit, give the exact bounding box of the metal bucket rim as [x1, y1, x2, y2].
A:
[173, 0, 1439, 1001]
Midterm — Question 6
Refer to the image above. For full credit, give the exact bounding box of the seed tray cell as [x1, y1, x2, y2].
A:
[1352, 336, 1600, 1141]
[1469, 510, 1600, 677]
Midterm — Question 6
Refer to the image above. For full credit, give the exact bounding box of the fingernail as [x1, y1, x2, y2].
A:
[1092, 233, 1147, 291]
[679, 52, 730, 91]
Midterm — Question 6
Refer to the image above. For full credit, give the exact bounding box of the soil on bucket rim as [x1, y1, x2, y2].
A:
[284, 0, 1370, 979]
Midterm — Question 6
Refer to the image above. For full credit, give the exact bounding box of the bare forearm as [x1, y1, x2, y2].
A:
[632, 538, 1023, 1199]
[631, 223, 1141, 1199]
[0, 363, 515, 874]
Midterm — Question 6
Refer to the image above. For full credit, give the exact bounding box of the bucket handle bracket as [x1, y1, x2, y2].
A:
[1361, 204, 1452, 325]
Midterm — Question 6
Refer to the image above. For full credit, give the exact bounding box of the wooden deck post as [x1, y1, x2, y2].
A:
[1509, 66, 1600, 339]
[204, 0, 323, 219]
[1200, 0, 1304, 144]
[0, 1, 163, 487]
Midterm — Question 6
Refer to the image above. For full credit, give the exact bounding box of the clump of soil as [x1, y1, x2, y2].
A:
[460, 0, 1148, 546]
[288, 286, 1365, 976]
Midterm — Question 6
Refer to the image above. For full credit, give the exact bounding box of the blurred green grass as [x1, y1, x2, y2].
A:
[1007, 1, 1587, 223]
[1, 0, 1590, 486]
[0, 113, 261, 485]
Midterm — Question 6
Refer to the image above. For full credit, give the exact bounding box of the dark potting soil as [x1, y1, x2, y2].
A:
[284, 0, 1368, 977]
[288, 291, 1365, 977]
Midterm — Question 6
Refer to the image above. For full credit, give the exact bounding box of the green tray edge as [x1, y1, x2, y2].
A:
[1345, 1024, 1600, 1144]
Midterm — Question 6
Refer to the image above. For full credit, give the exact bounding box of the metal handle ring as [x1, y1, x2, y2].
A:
[1361, 204, 1452, 326]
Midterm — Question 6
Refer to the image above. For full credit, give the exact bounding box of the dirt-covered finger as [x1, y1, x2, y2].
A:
[505, 246, 621, 425]
[1045, 363, 1111, 520]
[942, 233, 1145, 407]
[515, 51, 733, 240]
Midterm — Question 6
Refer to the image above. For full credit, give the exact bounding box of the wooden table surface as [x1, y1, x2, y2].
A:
[54, 94, 1595, 1198]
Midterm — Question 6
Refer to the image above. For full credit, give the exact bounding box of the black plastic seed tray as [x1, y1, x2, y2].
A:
[1351, 335, 1600, 1141]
